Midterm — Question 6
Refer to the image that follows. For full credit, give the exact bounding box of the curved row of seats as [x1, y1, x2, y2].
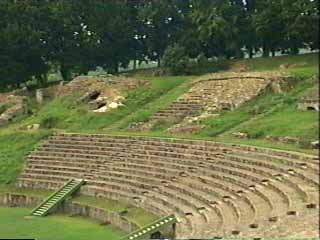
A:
[17, 133, 319, 238]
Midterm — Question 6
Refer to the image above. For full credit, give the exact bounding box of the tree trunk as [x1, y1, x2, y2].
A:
[290, 47, 299, 55]
[262, 44, 270, 57]
[235, 46, 244, 59]
[157, 56, 161, 68]
[114, 62, 119, 74]
[36, 74, 48, 87]
[133, 57, 137, 71]
[249, 48, 253, 59]
[60, 63, 70, 81]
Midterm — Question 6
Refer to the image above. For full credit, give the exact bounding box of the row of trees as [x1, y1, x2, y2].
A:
[0, 0, 318, 87]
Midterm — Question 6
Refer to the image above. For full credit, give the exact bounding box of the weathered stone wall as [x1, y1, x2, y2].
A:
[298, 101, 319, 111]
[0, 193, 138, 233]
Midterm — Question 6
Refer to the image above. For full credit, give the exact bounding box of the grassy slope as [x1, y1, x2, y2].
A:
[209, 60, 319, 154]
[0, 131, 50, 185]
[0, 207, 123, 240]
[199, 67, 318, 138]
[130, 53, 319, 154]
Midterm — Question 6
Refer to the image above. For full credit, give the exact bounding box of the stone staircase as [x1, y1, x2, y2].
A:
[141, 72, 290, 131]
[17, 133, 319, 238]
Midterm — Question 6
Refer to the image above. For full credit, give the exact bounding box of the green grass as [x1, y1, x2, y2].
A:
[231, 52, 319, 71]
[239, 106, 318, 140]
[0, 207, 123, 240]
[0, 131, 50, 185]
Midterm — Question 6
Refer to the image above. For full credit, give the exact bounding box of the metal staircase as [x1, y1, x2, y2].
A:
[31, 179, 85, 217]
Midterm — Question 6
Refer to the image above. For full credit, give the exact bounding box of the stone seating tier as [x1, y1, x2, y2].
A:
[17, 133, 319, 238]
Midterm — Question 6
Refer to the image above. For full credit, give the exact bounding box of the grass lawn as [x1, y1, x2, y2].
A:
[0, 207, 123, 240]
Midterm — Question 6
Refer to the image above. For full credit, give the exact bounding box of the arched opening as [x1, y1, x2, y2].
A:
[150, 231, 163, 239]
[88, 91, 101, 100]
[307, 106, 316, 111]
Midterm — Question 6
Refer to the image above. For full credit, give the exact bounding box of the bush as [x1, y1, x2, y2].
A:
[163, 44, 189, 75]
[247, 130, 266, 139]
[195, 54, 227, 74]
[40, 116, 60, 129]
[163, 44, 227, 75]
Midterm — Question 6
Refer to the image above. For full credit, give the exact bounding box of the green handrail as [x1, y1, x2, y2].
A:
[31, 179, 85, 216]
[122, 214, 177, 240]
[31, 179, 74, 215]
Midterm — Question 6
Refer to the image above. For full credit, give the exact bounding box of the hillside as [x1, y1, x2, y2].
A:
[0, 52, 319, 239]
[0, 53, 318, 186]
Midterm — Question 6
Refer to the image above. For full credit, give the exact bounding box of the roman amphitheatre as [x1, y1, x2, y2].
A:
[1, 53, 319, 240]
[0, 1, 319, 240]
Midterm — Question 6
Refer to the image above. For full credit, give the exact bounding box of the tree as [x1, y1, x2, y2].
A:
[42, 1, 84, 80]
[82, 0, 135, 73]
[190, 0, 248, 59]
[138, 0, 185, 67]
[281, 0, 319, 54]
[0, 1, 49, 88]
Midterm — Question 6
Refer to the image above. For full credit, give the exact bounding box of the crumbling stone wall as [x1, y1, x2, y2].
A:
[46, 75, 147, 113]
[0, 94, 26, 127]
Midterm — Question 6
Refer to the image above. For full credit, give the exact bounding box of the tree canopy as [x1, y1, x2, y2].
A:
[0, 0, 318, 87]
